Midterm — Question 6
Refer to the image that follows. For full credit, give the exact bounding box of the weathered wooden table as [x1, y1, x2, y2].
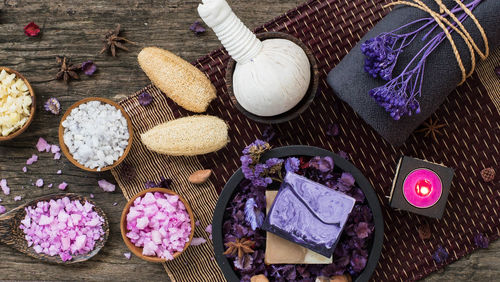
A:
[0, 0, 498, 280]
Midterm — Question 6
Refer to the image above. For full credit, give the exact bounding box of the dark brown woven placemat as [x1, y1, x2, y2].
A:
[112, 0, 500, 281]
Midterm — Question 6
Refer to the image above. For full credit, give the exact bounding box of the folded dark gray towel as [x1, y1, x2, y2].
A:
[327, 0, 500, 145]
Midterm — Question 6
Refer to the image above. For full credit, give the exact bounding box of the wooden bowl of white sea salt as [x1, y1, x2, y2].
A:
[58, 97, 133, 172]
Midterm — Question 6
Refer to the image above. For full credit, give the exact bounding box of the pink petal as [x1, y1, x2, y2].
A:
[22, 166, 27, 173]
[54, 153, 61, 160]
[58, 182, 68, 190]
[14, 196, 22, 201]
[36, 137, 51, 152]
[124, 252, 131, 259]
[98, 179, 115, 192]
[1, 179, 10, 195]
[26, 154, 38, 165]
[190, 237, 207, 246]
[205, 224, 212, 234]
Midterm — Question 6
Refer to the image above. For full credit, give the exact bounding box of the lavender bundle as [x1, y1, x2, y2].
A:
[361, 0, 487, 120]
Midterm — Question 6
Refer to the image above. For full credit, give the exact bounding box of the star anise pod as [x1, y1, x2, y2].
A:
[223, 238, 255, 263]
[415, 117, 446, 143]
[100, 24, 136, 57]
[56, 56, 81, 84]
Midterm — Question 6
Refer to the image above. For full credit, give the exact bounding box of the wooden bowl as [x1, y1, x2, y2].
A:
[120, 188, 195, 263]
[225, 32, 319, 124]
[0, 67, 36, 141]
[58, 97, 133, 172]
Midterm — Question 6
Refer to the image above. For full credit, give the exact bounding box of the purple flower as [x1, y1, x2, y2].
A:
[474, 233, 489, 249]
[242, 139, 269, 155]
[44, 98, 61, 115]
[81, 60, 97, 76]
[337, 150, 349, 160]
[189, 20, 206, 35]
[350, 249, 368, 273]
[285, 157, 300, 173]
[244, 198, 264, 230]
[354, 222, 373, 239]
[138, 92, 153, 106]
[361, 34, 398, 81]
[262, 125, 276, 142]
[340, 172, 355, 187]
[326, 123, 340, 136]
[432, 245, 449, 264]
[265, 158, 283, 174]
[309, 156, 334, 173]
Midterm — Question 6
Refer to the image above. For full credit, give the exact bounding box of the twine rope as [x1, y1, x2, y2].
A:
[384, 0, 489, 85]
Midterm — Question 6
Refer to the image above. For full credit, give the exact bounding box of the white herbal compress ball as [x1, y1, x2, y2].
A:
[198, 0, 311, 117]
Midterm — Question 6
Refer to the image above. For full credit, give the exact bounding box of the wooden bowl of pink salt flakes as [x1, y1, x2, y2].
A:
[120, 188, 195, 262]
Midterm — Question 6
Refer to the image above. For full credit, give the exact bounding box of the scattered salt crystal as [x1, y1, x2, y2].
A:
[98, 179, 115, 192]
[90, 193, 94, 199]
[195, 220, 200, 226]
[124, 252, 131, 259]
[61, 101, 129, 170]
[205, 224, 212, 234]
[54, 153, 61, 160]
[36, 137, 51, 152]
[50, 145, 60, 154]
[113, 202, 118, 206]
[19, 197, 105, 262]
[26, 154, 38, 165]
[191, 237, 207, 246]
[22, 166, 27, 173]
[1, 179, 10, 195]
[57, 170, 62, 175]
[0, 205, 5, 214]
[14, 195, 22, 201]
[35, 179, 44, 187]
[126, 192, 191, 260]
[48, 184, 53, 188]
[58, 182, 68, 190]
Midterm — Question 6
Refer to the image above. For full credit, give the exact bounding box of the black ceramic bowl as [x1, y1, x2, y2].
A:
[225, 32, 319, 124]
[212, 145, 384, 282]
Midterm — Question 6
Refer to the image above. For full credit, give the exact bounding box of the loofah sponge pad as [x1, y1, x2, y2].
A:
[141, 115, 229, 156]
[138, 47, 217, 113]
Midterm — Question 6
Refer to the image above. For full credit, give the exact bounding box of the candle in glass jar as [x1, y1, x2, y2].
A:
[403, 168, 442, 208]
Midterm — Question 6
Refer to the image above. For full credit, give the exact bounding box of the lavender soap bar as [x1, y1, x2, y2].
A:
[262, 172, 356, 257]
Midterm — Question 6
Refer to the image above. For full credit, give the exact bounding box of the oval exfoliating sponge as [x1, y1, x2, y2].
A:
[141, 115, 229, 156]
[138, 47, 217, 113]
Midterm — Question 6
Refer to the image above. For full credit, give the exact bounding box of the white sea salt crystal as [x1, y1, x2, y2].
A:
[62, 101, 129, 171]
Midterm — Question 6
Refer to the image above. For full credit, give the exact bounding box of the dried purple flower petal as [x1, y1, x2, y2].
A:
[354, 222, 373, 239]
[189, 20, 206, 35]
[350, 249, 368, 273]
[309, 156, 334, 173]
[44, 98, 61, 115]
[138, 92, 153, 106]
[474, 233, 489, 249]
[81, 60, 97, 76]
[432, 245, 449, 264]
[418, 222, 431, 240]
[244, 198, 264, 230]
[326, 123, 340, 136]
[26, 154, 38, 165]
[337, 150, 349, 160]
[340, 172, 355, 187]
[262, 125, 276, 142]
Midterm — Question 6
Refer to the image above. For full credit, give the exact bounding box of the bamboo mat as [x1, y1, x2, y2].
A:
[111, 0, 500, 281]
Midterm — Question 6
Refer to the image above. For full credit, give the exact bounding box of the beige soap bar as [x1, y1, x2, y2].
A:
[138, 47, 216, 113]
[265, 190, 332, 264]
[141, 115, 229, 156]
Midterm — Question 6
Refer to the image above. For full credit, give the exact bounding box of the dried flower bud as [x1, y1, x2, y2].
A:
[480, 167, 495, 182]
[81, 60, 97, 76]
[24, 22, 40, 37]
[138, 92, 153, 106]
[44, 97, 61, 115]
[189, 20, 206, 35]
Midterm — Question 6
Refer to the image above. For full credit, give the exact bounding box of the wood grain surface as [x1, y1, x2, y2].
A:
[0, 0, 498, 280]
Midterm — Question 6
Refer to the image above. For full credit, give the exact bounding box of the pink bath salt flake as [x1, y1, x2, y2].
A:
[113, 202, 118, 206]
[36, 137, 51, 152]
[190, 237, 207, 246]
[22, 166, 27, 173]
[1, 179, 10, 195]
[136, 216, 149, 230]
[142, 240, 157, 256]
[124, 252, 131, 259]
[89, 193, 94, 198]
[48, 184, 53, 188]
[26, 154, 38, 165]
[195, 220, 200, 226]
[209, 234, 212, 240]
[50, 145, 60, 154]
[39, 215, 53, 225]
[58, 182, 68, 190]
[0, 205, 5, 214]
[14, 196, 22, 201]
[57, 170, 62, 175]
[54, 153, 61, 160]
[205, 224, 212, 234]
[35, 179, 44, 187]
[60, 252, 72, 262]
[98, 179, 115, 192]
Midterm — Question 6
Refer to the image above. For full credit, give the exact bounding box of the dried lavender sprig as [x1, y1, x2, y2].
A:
[366, 0, 482, 120]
